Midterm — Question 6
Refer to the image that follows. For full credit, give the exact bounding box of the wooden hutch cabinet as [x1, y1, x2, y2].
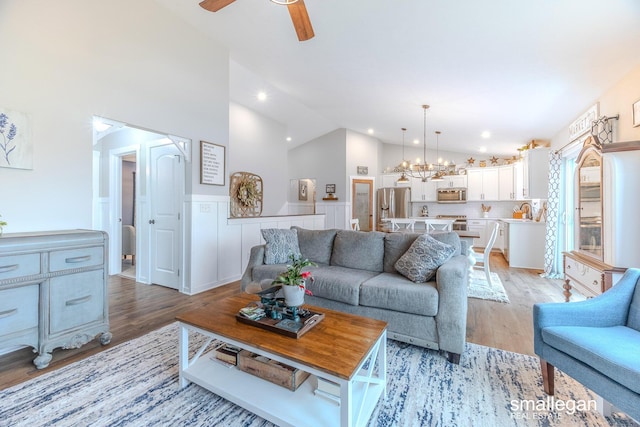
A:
[563, 138, 640, 301]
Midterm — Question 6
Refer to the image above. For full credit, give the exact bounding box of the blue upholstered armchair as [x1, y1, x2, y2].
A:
[533, 268, 640, 421]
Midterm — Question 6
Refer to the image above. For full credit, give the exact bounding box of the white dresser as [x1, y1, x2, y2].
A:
[0, 230, 111, 368]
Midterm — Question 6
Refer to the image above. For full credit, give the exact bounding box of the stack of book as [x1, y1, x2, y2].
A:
[238, 305, 265, 320]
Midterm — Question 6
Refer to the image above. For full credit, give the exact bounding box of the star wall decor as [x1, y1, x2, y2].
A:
[490, 156, 499, 165]
[467, 157, 475, 166]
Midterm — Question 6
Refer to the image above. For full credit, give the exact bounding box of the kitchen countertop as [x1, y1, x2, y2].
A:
[498, 218, 546, 224]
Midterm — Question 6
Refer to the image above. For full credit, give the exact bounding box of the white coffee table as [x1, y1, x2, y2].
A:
[177, 295, 387, 427]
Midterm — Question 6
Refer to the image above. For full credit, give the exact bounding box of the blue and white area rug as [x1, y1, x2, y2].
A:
[0, 323, 635, 427]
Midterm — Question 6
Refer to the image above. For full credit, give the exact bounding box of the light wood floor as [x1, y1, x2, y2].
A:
[0, 253, 568, 390]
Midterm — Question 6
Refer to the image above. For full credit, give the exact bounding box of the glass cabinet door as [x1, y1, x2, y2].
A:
[576, 150, 602, 259]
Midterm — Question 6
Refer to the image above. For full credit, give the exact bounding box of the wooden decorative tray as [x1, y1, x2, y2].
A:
[236, 308, 325, 339]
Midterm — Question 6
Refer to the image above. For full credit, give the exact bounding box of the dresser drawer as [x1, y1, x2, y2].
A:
[0, 253, 41, 281]
[49, 270, 104, 334]
[49, 246, 104, 272]
[0, 285, 39, 335]
[565, 257, 603, 295]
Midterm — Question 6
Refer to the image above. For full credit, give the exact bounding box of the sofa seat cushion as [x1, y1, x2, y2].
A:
[542, 325, 640, 394]
[251, 264, 292, 284]
[306, 266, 378, 306]
[360, 272, 438, 316]
[330, 230, 385, 272]
[291, 226, 337, 265]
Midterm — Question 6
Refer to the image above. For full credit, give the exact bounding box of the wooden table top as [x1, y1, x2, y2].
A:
[176, 294, 387, 380]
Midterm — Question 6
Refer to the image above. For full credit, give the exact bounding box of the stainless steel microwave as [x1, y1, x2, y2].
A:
[437, 187, 467, 203]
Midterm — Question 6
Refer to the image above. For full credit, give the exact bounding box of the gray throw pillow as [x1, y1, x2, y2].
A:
[261, 228, 301, 265]
[394, 234, 455, 283]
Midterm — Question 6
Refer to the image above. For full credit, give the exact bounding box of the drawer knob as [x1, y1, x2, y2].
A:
[593, 280, 599, 287]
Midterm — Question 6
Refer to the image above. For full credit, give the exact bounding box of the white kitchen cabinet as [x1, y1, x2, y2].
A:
[498, 164, 523, 201]
[437, 175, 467, 188]
[0, 230, 111, 369]
[494, 220, 505, 252]
[467, 168, 499, 201]
[381, 173, 407, 187]
[503, 219, 546, 269]
[522, 147, 550, 199]
[410, 177, 437, 202]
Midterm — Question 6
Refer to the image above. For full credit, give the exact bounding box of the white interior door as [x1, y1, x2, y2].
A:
[149, 144, 183, 290]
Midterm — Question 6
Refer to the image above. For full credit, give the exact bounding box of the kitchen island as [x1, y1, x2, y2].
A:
[499, 219, 546, 270]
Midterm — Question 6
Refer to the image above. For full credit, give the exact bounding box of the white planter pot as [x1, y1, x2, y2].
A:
[282, 282, 305, 307]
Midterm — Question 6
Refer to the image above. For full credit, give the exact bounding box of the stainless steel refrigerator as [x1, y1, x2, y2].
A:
[377, 187, 411, 226]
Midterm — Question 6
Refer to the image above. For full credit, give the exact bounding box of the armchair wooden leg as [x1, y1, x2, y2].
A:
[447, 352, 461, 364]
[541, 359, 554, 395]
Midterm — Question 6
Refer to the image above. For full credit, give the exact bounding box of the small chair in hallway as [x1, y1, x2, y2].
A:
[122, 225, 136, 266]
[471, 222, 499, 284]
[350, 218, 360, 231]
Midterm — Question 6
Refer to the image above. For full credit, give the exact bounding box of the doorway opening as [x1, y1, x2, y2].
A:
[121, 153, 136, 280]
[351, 178, 374, 231]
[92, 117, 189, 291]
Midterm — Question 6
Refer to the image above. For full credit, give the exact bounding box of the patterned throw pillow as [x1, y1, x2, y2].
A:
[261, 228, 301, 265]
[394, 234, 456, 283]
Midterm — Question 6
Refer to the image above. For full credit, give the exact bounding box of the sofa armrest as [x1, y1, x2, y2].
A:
[240, 245, 266, 293]
[533, 268, 640, 355]
[434, 255, 469, 355]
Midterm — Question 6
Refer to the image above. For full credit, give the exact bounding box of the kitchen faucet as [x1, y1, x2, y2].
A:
[520, 202, 533, 219]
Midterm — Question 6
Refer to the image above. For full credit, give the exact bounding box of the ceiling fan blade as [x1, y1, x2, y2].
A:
[199, 0, 236, 12]
[287, 0, 314, 41]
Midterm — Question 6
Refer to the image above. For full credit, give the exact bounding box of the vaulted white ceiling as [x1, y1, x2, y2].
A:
[155, 0, 640, 156]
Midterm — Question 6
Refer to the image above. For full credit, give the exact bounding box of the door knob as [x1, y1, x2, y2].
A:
[149, 219, 155, 224]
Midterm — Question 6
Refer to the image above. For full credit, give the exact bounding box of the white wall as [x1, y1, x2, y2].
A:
[0, 0, 229, 233]
[551, 63, 640, 149]
[229, 103, 289, 216]
[288, 129, 347, 200]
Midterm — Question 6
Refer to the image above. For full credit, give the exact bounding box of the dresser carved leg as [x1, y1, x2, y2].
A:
[563, 279, 572, 302]
[33, 352, 53, 369]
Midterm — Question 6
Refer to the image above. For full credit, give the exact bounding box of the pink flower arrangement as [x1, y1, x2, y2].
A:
[273, 254, 316, 295]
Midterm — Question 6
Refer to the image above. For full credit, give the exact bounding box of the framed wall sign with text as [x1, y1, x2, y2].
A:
[200, 141, 225, 186]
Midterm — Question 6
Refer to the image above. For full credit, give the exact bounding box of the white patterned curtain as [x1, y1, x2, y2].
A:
[541, 151, 564, 278]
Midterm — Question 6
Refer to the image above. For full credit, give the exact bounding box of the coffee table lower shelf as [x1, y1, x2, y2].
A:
[178, 323, 386, 427]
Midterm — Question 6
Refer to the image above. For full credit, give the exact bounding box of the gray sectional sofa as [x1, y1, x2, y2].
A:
[240, 227, 470, 363]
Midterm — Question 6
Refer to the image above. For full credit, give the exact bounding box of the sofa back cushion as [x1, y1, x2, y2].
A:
[291, 227, 338, 265]
[330, 230, 385, 272]
[383, 231, 461, 273]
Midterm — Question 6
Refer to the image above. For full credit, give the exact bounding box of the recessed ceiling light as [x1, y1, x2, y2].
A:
[286, 137, 292, 142]
[481, 131, 491, 139]
[479, 147, 487, 153]
[257, 91, 267, 101]
[367, 128, 374, 135]
[413, 139, 419, 145]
